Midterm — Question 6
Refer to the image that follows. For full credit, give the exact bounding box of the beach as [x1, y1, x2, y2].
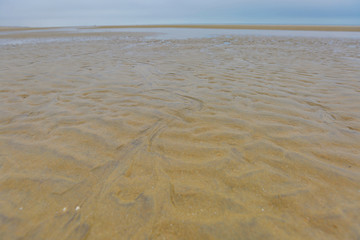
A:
[0, 26, 360, 239]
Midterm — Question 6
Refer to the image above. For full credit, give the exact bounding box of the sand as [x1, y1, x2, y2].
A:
[0, 27, 360, 239]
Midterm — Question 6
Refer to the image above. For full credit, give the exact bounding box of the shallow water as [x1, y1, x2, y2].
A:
[84, 27, 360, 39]
[0, 29, 360, 239]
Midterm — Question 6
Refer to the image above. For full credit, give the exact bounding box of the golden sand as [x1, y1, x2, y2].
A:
[0, 28, 360, 239]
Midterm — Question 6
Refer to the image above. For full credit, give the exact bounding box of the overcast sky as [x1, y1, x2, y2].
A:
[0, 0, 359, 27]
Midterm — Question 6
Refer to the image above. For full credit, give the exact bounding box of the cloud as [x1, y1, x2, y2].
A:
[0, 0, 359, 26]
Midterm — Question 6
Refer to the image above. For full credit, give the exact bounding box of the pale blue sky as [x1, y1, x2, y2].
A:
[0, 0, 359, 27]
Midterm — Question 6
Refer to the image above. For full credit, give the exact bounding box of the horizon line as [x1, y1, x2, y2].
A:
[1, 24, 360, 32]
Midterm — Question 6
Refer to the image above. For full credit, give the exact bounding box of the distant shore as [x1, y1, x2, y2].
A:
[91, 25, 360, 32]
[1, 24, 360, 32]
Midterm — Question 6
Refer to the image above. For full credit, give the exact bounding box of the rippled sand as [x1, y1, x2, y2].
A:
[1, 28, 360, 240]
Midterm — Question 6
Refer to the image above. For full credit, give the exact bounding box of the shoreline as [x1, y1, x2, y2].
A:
[1, 24, 360, 32]
[91, 24, 360, 32]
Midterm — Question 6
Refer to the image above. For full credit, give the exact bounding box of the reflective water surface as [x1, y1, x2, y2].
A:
[0, 28, 360, 239]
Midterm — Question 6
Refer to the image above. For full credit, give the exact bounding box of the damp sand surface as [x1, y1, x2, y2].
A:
[0, 27, 360, 240]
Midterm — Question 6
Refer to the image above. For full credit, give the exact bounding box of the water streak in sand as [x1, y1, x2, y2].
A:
[0, 28, 360, 239]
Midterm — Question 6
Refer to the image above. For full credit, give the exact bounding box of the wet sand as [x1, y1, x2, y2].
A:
[0, 28, 360, 239]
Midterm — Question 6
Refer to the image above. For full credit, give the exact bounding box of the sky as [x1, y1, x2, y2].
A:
[0, 0, 359, 27]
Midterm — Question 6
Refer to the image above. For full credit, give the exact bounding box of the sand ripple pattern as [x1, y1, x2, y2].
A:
[1, 31, 360, 239]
